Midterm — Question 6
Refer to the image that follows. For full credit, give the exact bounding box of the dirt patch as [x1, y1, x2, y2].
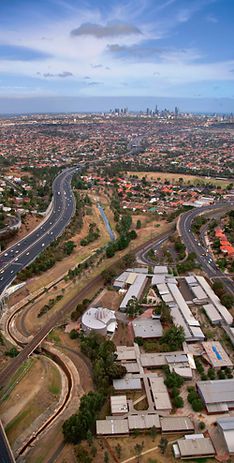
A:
[0, 356, 61, 446]
[93, 289, 123, 311]
[113, 320, 133, 347]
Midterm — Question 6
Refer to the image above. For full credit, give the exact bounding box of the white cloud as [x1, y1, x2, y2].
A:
[0, 0, 232, 98]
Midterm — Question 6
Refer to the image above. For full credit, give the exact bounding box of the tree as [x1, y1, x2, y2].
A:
[90, 446, 97, 457]
[164, 371, 184, 389]
[160, 325, 185, 351]
[173, 395, 184, 408]
[159, 437, 168, 454]
[63, 391, 104, 443]
[104, 451, 109, 463]
[126, 296, 141, 318]
[191, 399, 203, 412]
[108, 363, 127, 379]
[64, 240, 76, 255]
[69, 329, 79, 339]
[106, 244, 115, 258]
[134, 442, 144, 462]
[220, 293, 234, 309]
[86, 430, 93, 446]
[199, 421, 206, 430]
[208, 368, 216, 380]
[5, 347, 19, 357]
[136, 219, 142, 229]
[128, 230, 137, 240]
[150, 425, 157, 440]
[101, 269, 116, 284]
[115, 444, 122, 459]
[75, 445, 92, 463]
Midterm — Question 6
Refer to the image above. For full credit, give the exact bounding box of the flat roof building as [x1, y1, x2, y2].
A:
[161, 416, 194, 434]
[120, 274, 147, 311]
[197, 379, 234, 413]
[173, 436, 215, 459]
[113, 376, 142, 391]
[154, 265, 168, 274]
[217, 417, 234, 455]
[96, 419, 129, 436]
[201, 341, 233, 369]
[149, 376, 172, 412]
[128, 414, 160, 430]
[132, 318, 163, 339]
[116, 346, 136, 361]
[203, 303, 222, 325]
[110, 395, 128, 415]
[196, 276, 233, 325]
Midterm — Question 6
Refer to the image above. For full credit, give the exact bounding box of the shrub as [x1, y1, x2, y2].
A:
[173, 395, 184, 408]
[191, 398, 203, 412]
[69, 329, 79, 339]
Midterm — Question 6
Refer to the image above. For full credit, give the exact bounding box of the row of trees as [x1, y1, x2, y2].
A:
[37, 294, 63, 318]
[63, 334, 126, 443]
[163, 366, 184, 409]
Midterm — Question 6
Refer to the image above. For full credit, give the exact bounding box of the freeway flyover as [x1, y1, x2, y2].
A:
[0, 166, 78, 298]
[178, 201, 234, 296]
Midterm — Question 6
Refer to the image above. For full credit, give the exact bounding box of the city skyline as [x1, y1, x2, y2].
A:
[0, 0, 234, 112]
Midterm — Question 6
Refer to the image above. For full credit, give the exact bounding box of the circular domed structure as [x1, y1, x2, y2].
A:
[81, 307, 117, 336]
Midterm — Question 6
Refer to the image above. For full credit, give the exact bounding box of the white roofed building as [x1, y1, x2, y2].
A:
[82, 307, 117, 336]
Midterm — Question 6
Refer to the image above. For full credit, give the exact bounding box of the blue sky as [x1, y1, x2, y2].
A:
[0, 0, 233, 112]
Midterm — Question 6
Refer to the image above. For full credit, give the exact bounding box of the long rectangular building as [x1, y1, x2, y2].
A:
[196, 276, 233, 325]
[149, 376, 172, 412]
[120, 274, 147, 311]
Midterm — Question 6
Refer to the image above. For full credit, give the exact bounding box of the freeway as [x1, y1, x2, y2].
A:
[178, 201, 234, 296]
[0, 166, 78, 297]
[0, 420, 15, 463]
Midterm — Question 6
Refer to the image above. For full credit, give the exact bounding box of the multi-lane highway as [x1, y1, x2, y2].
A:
[0, 420, 15, 463]
[0, 167, 78, 297]
[136, 201, 234, 297]
[178, 201, 234, 296]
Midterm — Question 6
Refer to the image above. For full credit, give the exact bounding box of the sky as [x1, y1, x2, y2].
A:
[0, 0, 233, 113]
